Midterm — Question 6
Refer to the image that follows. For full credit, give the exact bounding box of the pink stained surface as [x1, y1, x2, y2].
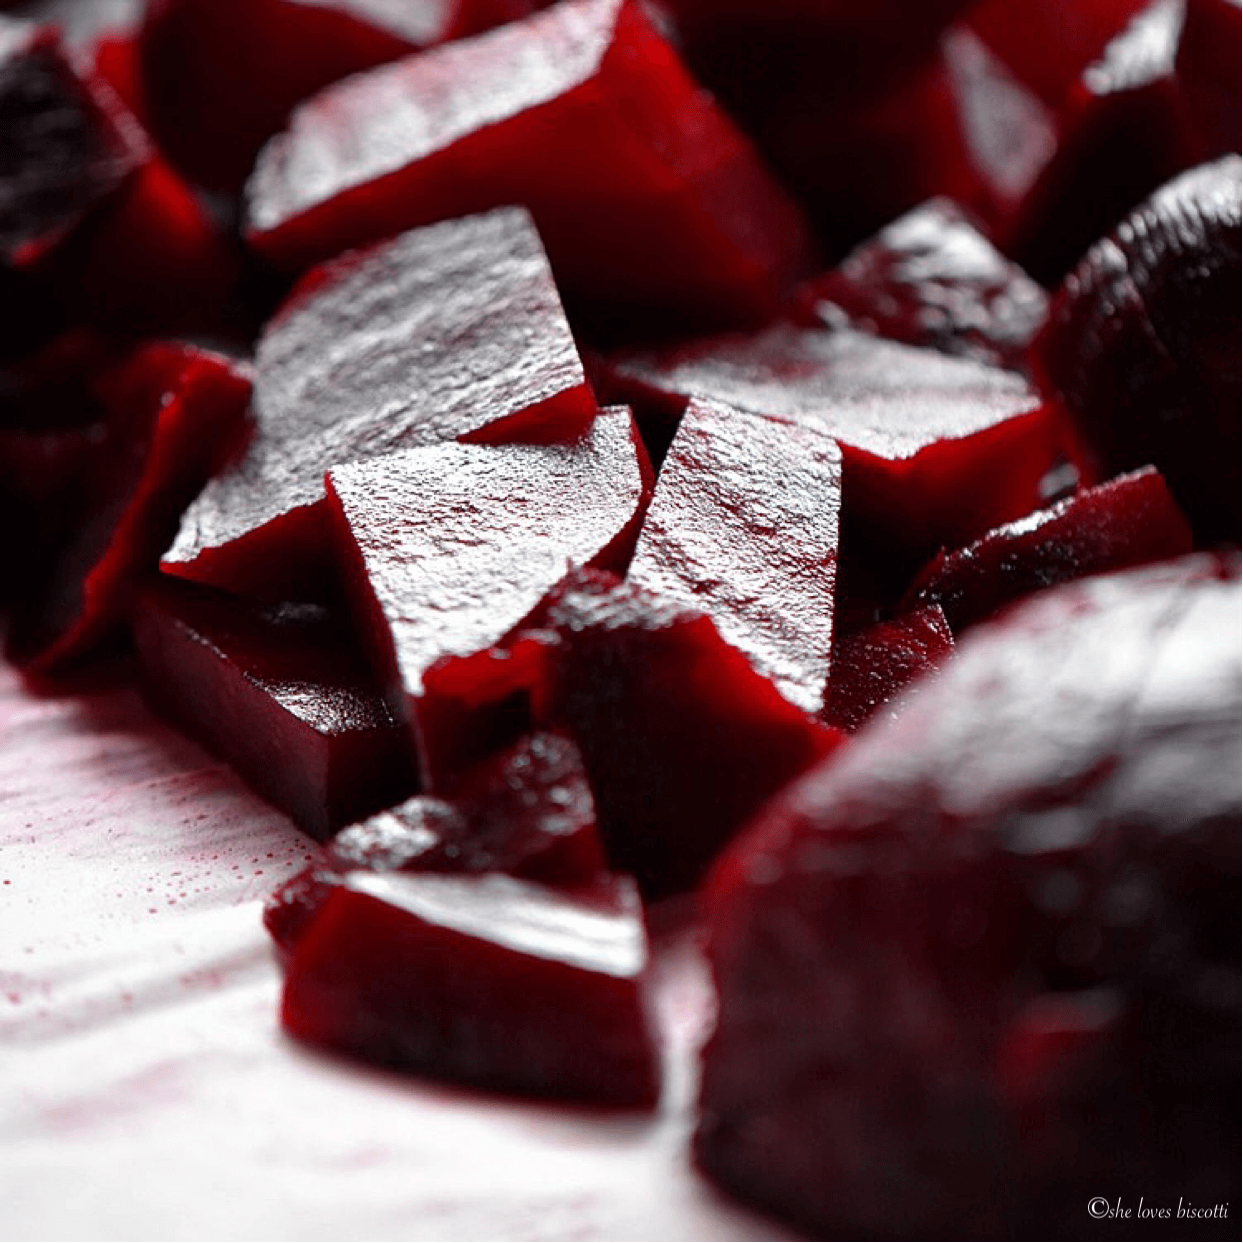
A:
[0, 660, 797, 1241]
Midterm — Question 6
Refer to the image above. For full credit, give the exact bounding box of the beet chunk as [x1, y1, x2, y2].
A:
[533, 571, 841, 897]
[628, 397, 841, 715]
[1035, 156, 1241, 544]
[794, 198, 1049, 371]
[165, 208, 595, 596]
[608, 322, 1070, 561]
[244, 0, 813, 336]
[697, 557, 1241, 1238]
[904, 465, 1195, 632]
[281, 870, 661, 1108]
[133, 575, 416, 841]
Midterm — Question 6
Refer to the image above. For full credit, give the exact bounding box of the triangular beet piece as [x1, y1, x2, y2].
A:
[533, 571, 842, 897]
[265, 730, 605, 953]
[6, 342, 251, 671]
[794, 198, 1049, 372]
[608, 322, 1071, 561]
[628, 396, 841, 715]
[904, 465, 1195, 632]
[281, 869, 660, 1107]
[132, 575, 416, 842]
[696, 557, 1241, 1238]
[244, 0, 813, 336]
[326, 407, 651, 773]
[165, 208, 595, 595]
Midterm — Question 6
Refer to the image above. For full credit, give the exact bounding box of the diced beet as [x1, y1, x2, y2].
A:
[133, 574, 416, 841]
[244, 0, 814, 336]
[1035, 156, 1241, 544]
[6, 342, 252, 671]
[628, 396, 841, 715]
[91, 31, 145, 126]
[164, 208, 596, 596]
[697, 557, 1241, 1238]
[532, 571, 841, 897]
[608, 322, 1072, 562]
[281, 870, 661, 1107]
[0, 17, 144, 266]
[1177, 0, 1243, 159]
[793, 198, 1049, 371]
[265, 729, 605, 952]
[904, 465, 1195, 632]
[820, 605, 953, 731]
[326, 407, 652, 776]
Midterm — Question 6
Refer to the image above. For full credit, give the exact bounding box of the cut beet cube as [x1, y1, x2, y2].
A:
[0, 17, 144, 266]
[1035, 156, 1241, 544]
[133, 574, 416, 841]
[327, 407, 652, 771]
[533, 570, 841, 897]
[697, 557, 1241, 1238]
[628, 397, 841, 715]
[1176, 0, 1243, 160]
[904, 465, 1195, 632]
[793, 198, 1049, 371]
[608, 322, 1071, 561]
[165, 208, 596, 595]
[820, 605, 954, 732]
[281, 870, 661, 1107]
[265, 729, 605, 952]
[5, 342, 252, 670]
[244, 0, 814, 336]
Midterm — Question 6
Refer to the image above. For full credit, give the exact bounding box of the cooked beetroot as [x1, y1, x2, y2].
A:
[794, 198, 1049, 371]
[820, 604, 953, 731]
[1177, 0, 1243, 159]
[628, 396, 841, 715]
[0, 16, 144, 266]
[165, 208, 595, 596]
[133, 574, 415, 841]
[265, 730, 604, 952]
[6, 342, 251, 670]
[697, 557, 1241, 1238]
[532, 570, 841, 897]
[244, 0, 813, 336]
[1035, 156, 1241, 544]
[326, 408, 650, 772]
[281, 870, 661, 1107]
[608, 322, 1071, 561]
[904, 465, 1195, 632]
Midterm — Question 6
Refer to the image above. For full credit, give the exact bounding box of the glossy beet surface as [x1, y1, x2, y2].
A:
[533, 571, 841, 897]
[610, 323, 1067, 557]
[628, 397, 840, 715]
[244, 0, 812, 334]
[905, 466, 1195, 632]
[1036, 156, 1242, 544]
[133, 575, 416, 841]
[281, 870, 660, 1107]
[697, 557, 1241, 1239]
[794, 197, 1048, 371]
[166, 208, 594, 592]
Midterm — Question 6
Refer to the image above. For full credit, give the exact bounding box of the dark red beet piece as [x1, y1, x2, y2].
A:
[6, 342, 251, 670]
[0, 17, 144, 265]
[265, 730, 605, 952]
[793, 197, 1049, 371]
[628, 396, 841, 715]
[326, 407, 652, 773]
[165, 208, 595, 596]
[1176, 0, 1242, 159]
[532, 570, 841, 897]
[281, 870, 661, 1107]
[133, 575, 416, 842]
[820, 605, 953, 732]
[1035, 156, 1241, 545]
[244, 0, 813, 336]
[697, 557, 1241, 1238]
[904, 465, 1195, 632]
[608, 322, 1071, 561]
